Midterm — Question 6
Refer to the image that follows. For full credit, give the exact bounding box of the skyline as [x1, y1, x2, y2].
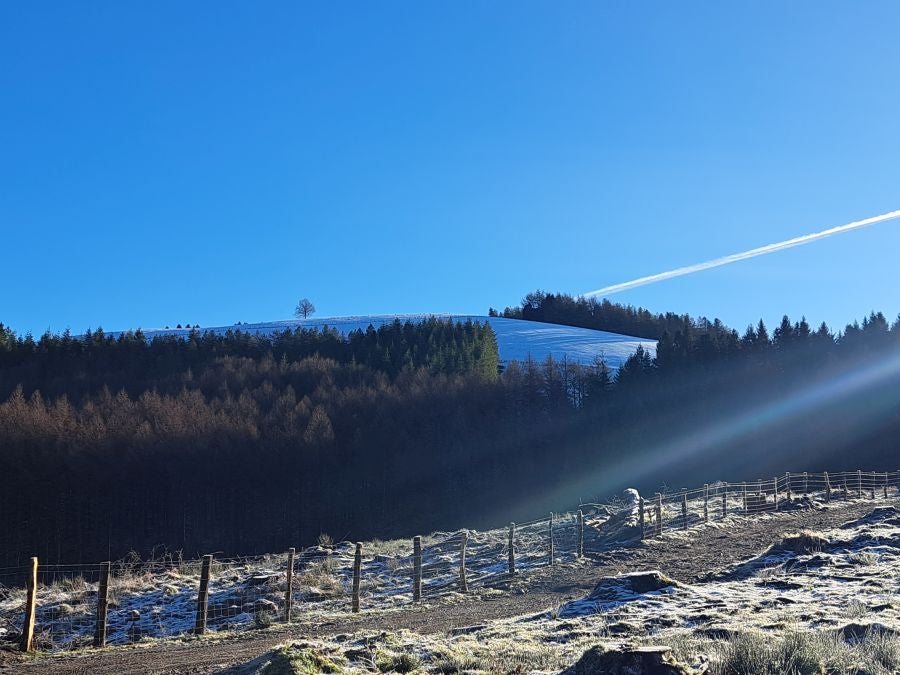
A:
[3, 2, 900, 337]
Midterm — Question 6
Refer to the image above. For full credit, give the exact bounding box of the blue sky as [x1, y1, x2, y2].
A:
[3, 2, 900, 337]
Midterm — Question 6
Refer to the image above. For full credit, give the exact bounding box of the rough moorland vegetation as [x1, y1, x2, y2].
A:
[231, 505, 900, 674]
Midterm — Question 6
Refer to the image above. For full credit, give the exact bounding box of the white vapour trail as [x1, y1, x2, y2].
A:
[584, 209, 900, 298]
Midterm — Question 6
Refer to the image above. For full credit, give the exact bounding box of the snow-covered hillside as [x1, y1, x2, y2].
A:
[107, 315, 656, 371]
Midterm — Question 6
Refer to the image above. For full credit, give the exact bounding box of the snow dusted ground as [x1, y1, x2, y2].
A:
[0, 515, 582, 651]
[230, 503, 900, 674]
[449, 503, 900, 672]
[104, 315, 657, 370]
[5, 496, 898, 658]
[559, 504, 900, 632]
[4, 498, 900, 673]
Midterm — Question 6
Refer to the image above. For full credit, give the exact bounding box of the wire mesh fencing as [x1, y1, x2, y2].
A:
[0, 566, 30, 649]
[2, 468, 898, 653]
[33, 564, 103, 651]
[637, 470, 900, 540]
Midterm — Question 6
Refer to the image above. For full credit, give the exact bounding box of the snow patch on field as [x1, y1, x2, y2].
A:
[558, 505, 900, 639]
[5, 502, 897, 665]
[250, 506, 900, 673]
[104, 315, 657, 370]
[0, 516, 584, 650]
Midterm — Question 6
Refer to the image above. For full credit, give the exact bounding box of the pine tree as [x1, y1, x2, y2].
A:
[756, 319, 770, 347]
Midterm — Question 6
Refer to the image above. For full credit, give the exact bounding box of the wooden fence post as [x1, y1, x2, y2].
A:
[639, 497, 645, 539]
[721, 486, 727, 518]
[284, 548, 295, 623]
[870, 471, 876, 499]
[194, 554, 212, 635]
[577, 510, 584, 558]
[884, 472, 889, 499]
[352, 543, 362, 612]
[412, 537, 422, 602]
[548, 513, 554, 565]
[857, 469, 863, 496]
[508, 523, 516, 577]
[681, 493, 688, 530]
[20, 557, 37, 653]
[825, 471, 831, 501]
[703, 484, 709, 522]
[94, 561, 111, 647]
[786, 472, 792, 502]
[655, 493, 663, 535]
[773, 476, 779, 511]
[459, 530, 468, 592]
[803, 471, 808, 496]
[742, 482, 747, 514]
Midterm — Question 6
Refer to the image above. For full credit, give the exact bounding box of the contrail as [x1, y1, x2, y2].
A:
[584, 209, 900, 298]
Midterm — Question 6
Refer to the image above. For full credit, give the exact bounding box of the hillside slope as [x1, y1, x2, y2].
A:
[5, 499, 893, 674]
[108, 315, 658, 370]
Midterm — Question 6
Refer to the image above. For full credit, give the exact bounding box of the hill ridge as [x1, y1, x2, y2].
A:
[105, 314, 658, 371]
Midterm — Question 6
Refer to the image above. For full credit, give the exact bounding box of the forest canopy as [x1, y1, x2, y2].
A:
[2, 301, 900, 566]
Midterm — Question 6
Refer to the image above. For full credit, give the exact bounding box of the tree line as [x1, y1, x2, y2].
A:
[492, 290, 707, 340]
[0, 317, 499, 402]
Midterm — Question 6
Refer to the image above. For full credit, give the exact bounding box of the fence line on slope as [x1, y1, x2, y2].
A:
[2, 468, 898, 653]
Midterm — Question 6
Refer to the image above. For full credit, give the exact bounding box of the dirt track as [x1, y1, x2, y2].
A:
[1, 499, 889, 675]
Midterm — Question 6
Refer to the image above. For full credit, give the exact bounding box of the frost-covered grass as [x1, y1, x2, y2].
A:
[0, 516, 583, 652]
[3, 498, 897, 662]
[683, 629, 900, 675]
[226, 504, 900, 673]
[637, 628, 900, 675]
[228, 625, 900, 674]
[557, 507, 900, 637]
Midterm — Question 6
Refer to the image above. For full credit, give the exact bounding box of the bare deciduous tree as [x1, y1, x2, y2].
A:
[295, 298, 316, 319]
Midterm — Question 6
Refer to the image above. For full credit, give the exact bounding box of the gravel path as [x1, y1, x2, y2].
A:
[1, 498, 889, 675]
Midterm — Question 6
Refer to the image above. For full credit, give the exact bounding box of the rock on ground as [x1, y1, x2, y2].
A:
[561, 570, 681, 618]
[587, 570, 679, 601]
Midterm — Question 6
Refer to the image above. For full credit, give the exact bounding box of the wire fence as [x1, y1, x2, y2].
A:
[644, 470, 898, 536]
[1, 468, 897, 653]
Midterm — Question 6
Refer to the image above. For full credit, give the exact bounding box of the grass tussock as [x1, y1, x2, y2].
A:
[42, 574, 94, 606]
[374, 650, 421, 673]
[260, 645, 344, 675]
[845, 599, 869, 620]
[298, 560, 345, 598]
[423, 634, 567, 673]
[849, 551, 878, 566]
[713, 630, 822, 675]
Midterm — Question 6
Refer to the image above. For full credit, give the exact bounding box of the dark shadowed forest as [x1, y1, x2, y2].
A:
[2, 300, 900, 566]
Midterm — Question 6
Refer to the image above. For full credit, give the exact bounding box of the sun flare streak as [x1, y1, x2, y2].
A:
[636, 349, 900, 477]
[520, 348, 900, 515]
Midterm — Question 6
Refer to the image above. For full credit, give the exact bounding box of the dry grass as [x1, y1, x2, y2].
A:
[297, 561, 345, 598]
[0, 582, 26, 608]
[41, 574, 95, 608]
[640, 628, 900, 675]
[849, 550, 878, 566]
